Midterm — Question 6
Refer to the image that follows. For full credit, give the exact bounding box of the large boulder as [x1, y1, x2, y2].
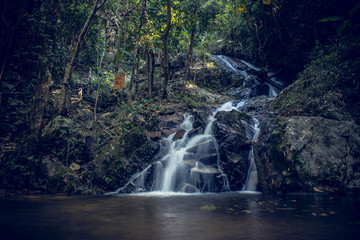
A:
[266, 116, 360, 194]
[41, 115, 95, 165]
[214, 110, 252, 190]
[92, 126, 160, 191]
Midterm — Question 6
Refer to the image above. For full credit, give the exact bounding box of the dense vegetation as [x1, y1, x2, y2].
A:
[0, 0, 359, 194]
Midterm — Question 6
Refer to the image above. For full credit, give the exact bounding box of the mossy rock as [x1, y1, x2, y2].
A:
[122, 127, 148, 155]
[215, 109, 251, 135]
[41, 157, 84, 194]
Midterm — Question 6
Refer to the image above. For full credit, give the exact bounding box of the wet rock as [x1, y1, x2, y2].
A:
[213, 110, 252, 190]
[186, 138, 217, 154]
[215, 110, 251, 133]
[214, 123, 251, 158]
[173, 129, 186, 140]
[180, 183, 199, 193]
[182, 153, 218, 166]
[191, 165, 219, 174]
[157, 112, 184, 136]
[197, 153, 218, 165]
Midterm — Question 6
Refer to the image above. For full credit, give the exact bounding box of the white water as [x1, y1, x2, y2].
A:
[268, 84, 279, 97]
[213, 55, 281, 191]
[157, 113, 229, 193]
[242, 117, 260, 191]
[240, 59, 261, 72]
[116, 113, 230, 194]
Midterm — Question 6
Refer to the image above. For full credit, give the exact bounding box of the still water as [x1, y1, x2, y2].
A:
[1, 192, 359, 240]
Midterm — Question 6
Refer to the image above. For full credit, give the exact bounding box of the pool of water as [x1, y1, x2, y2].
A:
[1, 192, 359, 240]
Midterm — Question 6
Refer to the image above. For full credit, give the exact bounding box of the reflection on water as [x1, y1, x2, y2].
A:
[0, 193, 359, 240]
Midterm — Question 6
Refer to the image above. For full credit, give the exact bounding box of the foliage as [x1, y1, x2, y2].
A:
[272, 37, 360, 123]
[318, 2, 360, 36]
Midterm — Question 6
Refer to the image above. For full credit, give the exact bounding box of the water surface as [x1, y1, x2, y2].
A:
[1, 193, 359, 240]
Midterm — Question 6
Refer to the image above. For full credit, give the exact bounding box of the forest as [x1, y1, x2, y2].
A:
[0, 0, 360, 196]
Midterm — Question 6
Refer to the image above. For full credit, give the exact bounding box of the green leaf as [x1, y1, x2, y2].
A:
[337, 21, 349, 35]
[349, 2, 360, 17]
[317, 16, 343, 23]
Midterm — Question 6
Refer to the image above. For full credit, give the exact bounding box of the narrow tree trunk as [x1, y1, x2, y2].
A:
[127, 0, 146, 103]
[115, 22, 125, 72]
[181, 6, 198, 94]
[29, 68, 51, 150]
[161, 0, 171, 99]
[58, 0, 106, 115]
[151, 50, 155, 92]
[87, 67, 92, 93]
[135, 50, 140, 98]
[146, 45, 151, 98]
[93, 77, 101, 122]
[114, 0, 127, 72]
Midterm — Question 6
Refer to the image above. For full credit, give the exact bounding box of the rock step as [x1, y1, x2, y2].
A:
[186, 138, 217, 154]
[183, 153, 218, 165]
[191, 166, 220, 174]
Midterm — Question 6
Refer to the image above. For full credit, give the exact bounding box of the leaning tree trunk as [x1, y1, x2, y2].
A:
[58, 0, 107, 115]
[29, 68, 51, 150]
[161, 0, 171, 99]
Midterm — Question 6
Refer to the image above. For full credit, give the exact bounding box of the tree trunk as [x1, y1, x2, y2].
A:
[146, 45, 151, 98]
[151, 50, 155, 93]
[58, 0, 107, 115]
[29, 68, 51, 151]
[161, 0, 171, 99]
[135, 51, 140, 98]
[115, 22, 125, 72]
[181, 6, 198, 94]
[127, 0, 146, 103]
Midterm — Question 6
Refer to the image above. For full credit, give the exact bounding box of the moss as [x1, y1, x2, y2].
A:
[122, 127, 147, 155]
[271, 40, 360, 124]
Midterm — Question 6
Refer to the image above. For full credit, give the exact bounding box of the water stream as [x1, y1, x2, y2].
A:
[116, 55, 282, 194]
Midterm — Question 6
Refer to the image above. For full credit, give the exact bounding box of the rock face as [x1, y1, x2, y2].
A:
[264, 116, 360, 194]
[214, 110, 252, 190]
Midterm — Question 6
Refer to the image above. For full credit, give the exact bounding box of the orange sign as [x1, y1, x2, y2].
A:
[114, 71, 125, 90]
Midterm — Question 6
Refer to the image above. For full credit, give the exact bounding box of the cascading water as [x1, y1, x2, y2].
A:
[115, 55, 284, 195]
[115, 112, 230, 194]
[212, 55, 284, 191]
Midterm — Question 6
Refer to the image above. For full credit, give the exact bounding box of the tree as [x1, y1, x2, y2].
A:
[161, 0, 171, 99]
[58, 0, 108, 116]
[127, 0, 147, 103]
[181, 1, 200, 93]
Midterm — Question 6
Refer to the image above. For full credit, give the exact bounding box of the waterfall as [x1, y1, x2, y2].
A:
[242, 117, 260, 191]
[212, 55, 285, 192]
[114, 55, 285, 195]
[214, 101, 260, 192]
[115, 113, 230, 194]
[268, 84, 279, 97]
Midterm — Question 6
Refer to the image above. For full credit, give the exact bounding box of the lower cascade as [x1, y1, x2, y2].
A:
[114, 55, 284, 194]
[117, 111, 231, 193]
